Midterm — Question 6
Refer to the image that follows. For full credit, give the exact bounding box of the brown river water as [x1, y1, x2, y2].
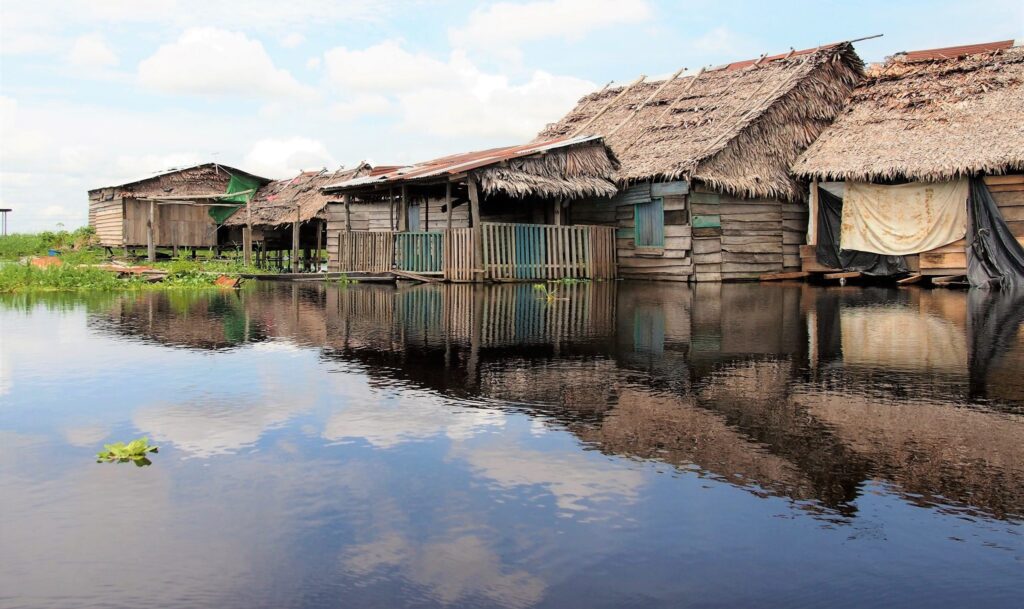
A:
[1, 281, 1022, 608]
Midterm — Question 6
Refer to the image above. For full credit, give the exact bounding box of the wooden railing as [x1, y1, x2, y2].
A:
[396, 232, 443, 274]
[478, 223, 616, 281]
[335, 223, 616, 281]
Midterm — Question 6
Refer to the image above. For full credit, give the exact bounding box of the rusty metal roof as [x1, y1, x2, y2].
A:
[894, 39, 1017, 63]
[322, 135, 605, 193]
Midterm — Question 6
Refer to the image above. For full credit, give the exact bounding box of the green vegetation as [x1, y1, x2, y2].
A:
[0, 227, 97, 260]
[532, 283, 561, 302]
[96, 437, 159, 466]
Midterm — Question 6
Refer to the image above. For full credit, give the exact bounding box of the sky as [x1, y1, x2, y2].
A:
[1, 0, 1022, 232]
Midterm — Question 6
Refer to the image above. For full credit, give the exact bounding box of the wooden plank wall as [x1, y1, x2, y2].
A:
[122, 199, 217, 247]
[691, 189, 792, 281]
[91, 198, 125, 247]
[613, 181, 693, 282]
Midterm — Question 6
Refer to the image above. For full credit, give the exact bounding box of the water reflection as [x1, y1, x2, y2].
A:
[2, 282, 1023, 608]
[72, 281, 1024, 521]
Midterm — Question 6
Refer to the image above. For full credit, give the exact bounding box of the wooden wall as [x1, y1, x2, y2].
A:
[122, 199, 218, 247]
[91, 198, 125, 247]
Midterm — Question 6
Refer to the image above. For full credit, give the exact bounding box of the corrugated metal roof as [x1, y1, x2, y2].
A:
[322, 135, 604, 192]
[895, 39, 1017, 63]
[713, 41, 843, 72]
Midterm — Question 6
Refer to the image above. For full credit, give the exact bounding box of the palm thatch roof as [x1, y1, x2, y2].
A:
[89, 163, 270, 198]
[793, 41, 1024, 182]
[538, 43, 864, 201]
[223, 164, 373, 227]
[323, 136, 618, 200]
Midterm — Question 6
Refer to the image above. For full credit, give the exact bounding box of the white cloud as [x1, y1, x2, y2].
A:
[689, 26, 757, 60]
[321, 42, 593, 139]
[329, 95, 391, 121]
[323, 41, 459, 93]
[449, 0, 652, 55]
[67, 33, 118, 68]
[138, 27, 315, 99]
[243, 137, 337, 178]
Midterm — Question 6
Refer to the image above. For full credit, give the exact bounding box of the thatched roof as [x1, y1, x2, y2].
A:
[793, 41, 1024, 182]
[538, 43, 864, 201]
[323, 136, 618, 200]
[224, 164, 372, 227]
[89, 163, 270, 198]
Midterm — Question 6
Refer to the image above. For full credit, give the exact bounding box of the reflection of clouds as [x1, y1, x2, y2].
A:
[62, 425, 109, 447]
[0, 339, 10, 397]
[134, 396, 311, 457]
[343, 533, 545, 609]
[456, 443, 645, 512]
[323, 392, 506, 448]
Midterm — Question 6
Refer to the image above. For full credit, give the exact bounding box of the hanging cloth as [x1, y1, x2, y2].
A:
[966, 177, 1024, 289]
[209, 172, 263, 224]
[815, 186, 908, 276]
[840, 180, 968, 255]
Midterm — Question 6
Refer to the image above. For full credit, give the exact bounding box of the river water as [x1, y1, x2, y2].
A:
[1, 281, 1022, 608]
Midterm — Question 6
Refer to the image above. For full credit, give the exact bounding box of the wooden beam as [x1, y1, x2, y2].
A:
[399, 185, 409, 232]
[759, 271, 809, 281]
[824, 271, 861, 280]
[468, 178, 480, 228]
[244, 192, 253, 266]
[137, 189, 256, 201]
[897, 274, 924, 285]
[291, 206, 300, 273]
[147, 200, 156, 262]
[468, 178, 483, 281]
[445, 182, 452, 230]
[808, 178, 819, 245]
[315, 219, 323, 271]
[343, 194, 351, 232]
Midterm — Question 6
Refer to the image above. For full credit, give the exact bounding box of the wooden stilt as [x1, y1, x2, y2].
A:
[445, 182, 453, 231]
[291, 205, 300, 273]
[147, 200, 156, 262]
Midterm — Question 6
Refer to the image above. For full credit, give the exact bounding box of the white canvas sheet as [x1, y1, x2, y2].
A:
[841, 180, 968, 255]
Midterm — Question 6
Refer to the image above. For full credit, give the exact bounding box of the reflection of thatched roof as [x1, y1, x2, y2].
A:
[224, 164, 372, 227]
[538, 43, 863, 201]
[793, 41, 1024, 182]
[324, 137, 619, 200]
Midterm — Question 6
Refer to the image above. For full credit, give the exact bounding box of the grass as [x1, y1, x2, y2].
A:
[0, 227, 98, 260]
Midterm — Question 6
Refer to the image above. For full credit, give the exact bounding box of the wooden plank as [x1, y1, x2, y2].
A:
[920, 251, 967, 269]
[689, 192, 720, 205]
[824, 271, 861, 280]
[652, 181, 688, 196]
[759, 271, 809, 281]
[693, 215, 721, 228]
[998, 205, 1024, 221]
[983, 174, 1024, 185]
[897, 274, 925, 285]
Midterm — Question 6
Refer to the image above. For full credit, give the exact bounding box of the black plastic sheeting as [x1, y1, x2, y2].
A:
[966, 177, 1024, 289]
[967, 287, 1024, 399]
[815, 186, 909, 276]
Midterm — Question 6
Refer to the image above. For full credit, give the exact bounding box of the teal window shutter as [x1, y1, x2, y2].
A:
[634, 198, 664, 247]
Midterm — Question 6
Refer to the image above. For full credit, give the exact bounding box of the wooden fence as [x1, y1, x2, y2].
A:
[337, 231, 394, 273]
[479, 223, 616, 281]
[334, 223, 616, 281]
[396, 232, 444, 274]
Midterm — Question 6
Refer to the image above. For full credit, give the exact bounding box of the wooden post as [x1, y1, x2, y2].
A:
[399, 185, 409, 232]
[808, 178, 819, 246]
[147, 200, 156, 262]
[445, 182, 453, 231]
[343, 194, 351, 232]
[389, 188, 396, 231]
[315, 219, 323, 272]
[424, 192, 429, 231]
[553, 198, 563, 226]
[244, 196, 253, 266]
[291, 205, 300, 273]
[468, 178, 484, 281]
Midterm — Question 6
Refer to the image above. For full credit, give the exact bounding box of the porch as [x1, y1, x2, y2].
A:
[333, 223, 616, 282]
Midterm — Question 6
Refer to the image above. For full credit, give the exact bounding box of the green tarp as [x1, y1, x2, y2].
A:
[209, 172, 262, 224]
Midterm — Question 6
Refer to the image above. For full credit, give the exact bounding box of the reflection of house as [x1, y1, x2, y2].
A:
[793, 40, 1024, 282]
[321, 137, 618, 281]
[539, 43, 863, 281]
[87, 163, 270, 258]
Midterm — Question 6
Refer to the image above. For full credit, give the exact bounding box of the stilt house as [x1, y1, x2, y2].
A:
[537, 42, 864, 281]
[792, 40, 1024, 287]
[221, 164, 373, 271]
[87, 163, 270, 258]
[321, 136, 619, 281]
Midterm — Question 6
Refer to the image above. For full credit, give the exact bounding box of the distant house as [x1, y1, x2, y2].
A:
[321, 136, 619, 281]
[792, 40, 1024, 284]
[538, 42, 864, 281]
[221, 164, 373, 271]
[87, 163, 270, 257]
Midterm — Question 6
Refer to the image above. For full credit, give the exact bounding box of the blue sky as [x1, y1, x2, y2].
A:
[1, 0, 1022, 231]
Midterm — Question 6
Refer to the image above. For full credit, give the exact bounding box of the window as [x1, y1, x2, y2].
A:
[634, 198, 664, 248]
